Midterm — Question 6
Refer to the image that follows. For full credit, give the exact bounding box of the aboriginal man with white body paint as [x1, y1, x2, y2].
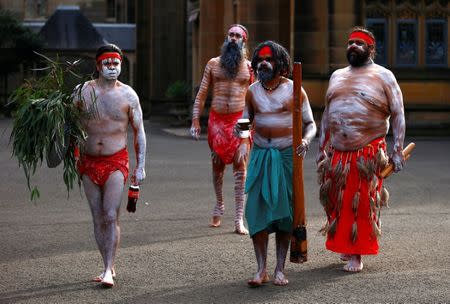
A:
[317, 27, 405, 272]
[240, 41, 316, 286]
[75, 44, 146, 287]
[190, 24, 253, 235]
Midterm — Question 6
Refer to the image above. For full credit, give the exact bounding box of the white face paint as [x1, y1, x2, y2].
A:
[227, 26, 246, 44]
[347, 39, 366, 53]
[257, 60, 274, 71]
[99, 57, 121, 80]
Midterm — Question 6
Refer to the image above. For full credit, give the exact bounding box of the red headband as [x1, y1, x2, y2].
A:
[258, 46, 272, 57]
[96, 52, 122, 63]
[349, 31, 375, 46]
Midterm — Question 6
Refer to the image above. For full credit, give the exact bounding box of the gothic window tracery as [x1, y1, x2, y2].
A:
[365, 0, 449, 67]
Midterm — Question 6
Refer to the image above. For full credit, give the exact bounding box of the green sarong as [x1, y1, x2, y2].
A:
[245, 145, 293, 237]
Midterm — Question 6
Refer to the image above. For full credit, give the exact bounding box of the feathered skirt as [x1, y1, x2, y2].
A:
[318, 137, 390, 255]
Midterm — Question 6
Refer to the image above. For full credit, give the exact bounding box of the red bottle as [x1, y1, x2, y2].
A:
[127, 185, 139, 213]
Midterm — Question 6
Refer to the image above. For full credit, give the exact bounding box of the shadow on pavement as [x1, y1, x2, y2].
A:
[0, 280, 110, 303]
[113, 263, 347, 304]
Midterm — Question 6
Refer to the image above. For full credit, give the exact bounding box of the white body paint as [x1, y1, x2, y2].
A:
[319, 59, 405, 159]
[190, 26, 252, 235]
[75, 53, 146, 286]
[245, 79, 316, 150]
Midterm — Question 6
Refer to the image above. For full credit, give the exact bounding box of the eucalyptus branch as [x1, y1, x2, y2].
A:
[8, 52, 94, 201]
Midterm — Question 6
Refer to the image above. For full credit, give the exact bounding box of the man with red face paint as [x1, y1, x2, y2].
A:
[190, 24, 253, 235]
[317, 27, 405, 272]
[75, 44, 146, 287]
[241, 41, 316, 286]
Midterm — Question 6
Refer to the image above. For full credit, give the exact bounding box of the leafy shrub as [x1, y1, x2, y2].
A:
[165, 80, 191, 100]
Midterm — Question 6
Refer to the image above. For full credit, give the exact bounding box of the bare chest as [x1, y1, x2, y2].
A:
[253, 83, 293, 114]
[327, 73, 389, 113]
[83, 88, 129, 123]
[211, 63, 251, 86]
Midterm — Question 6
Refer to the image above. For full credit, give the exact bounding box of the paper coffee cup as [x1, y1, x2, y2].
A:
[237, 118, 250, 130]
[237, 118, 250, 138]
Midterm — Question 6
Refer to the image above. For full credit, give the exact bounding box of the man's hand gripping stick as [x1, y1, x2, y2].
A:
[381, 143, 415, 178]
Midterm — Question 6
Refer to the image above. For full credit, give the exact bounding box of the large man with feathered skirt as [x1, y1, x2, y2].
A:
[317, 27, 406, 272]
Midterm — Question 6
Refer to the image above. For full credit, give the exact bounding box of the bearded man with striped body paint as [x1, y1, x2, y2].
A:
[317, 27, 405, 272]
[190, 24, 253, 235]
[75, 44, 146, 287]
[241, 41, 316, 286]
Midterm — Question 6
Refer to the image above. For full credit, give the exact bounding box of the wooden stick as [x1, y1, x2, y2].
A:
[290, 62, 307, 263]
[380, 142, 415, 178]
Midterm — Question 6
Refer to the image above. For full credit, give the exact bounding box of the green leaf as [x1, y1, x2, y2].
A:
[30, 186, 40, 202]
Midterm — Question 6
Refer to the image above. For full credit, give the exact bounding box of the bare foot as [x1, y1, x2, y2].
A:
[343, 255, 363, 272]
[247, 272, 270, 287]
[340, 254, 351, 261]
[93, 273, 103, 282]
[273, 270, 288, 286]
[101, 270, 114, 287]
[93, 268, 116, 282]
[210, 216, 221, 227]
[234, 223, 249, 235]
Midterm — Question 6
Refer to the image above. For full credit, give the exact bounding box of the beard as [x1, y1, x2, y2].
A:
[256, 63, 275, 83]
[220, 40, 243, 79]
[346, 47, 370, 67]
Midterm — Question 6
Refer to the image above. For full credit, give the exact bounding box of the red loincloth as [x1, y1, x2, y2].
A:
[207, 110, 243, 164]
[77, 148, 129, 187]
[321, 137, 387, 255]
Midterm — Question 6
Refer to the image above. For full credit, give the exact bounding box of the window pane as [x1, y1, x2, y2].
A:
[37, 0, 47, 17]
[107, 0, 116, 19]
[367, 19, 387, 65]
[396, 21, 417, 66]
[25, 0, 35, 19]
[426, 20, 447, 66]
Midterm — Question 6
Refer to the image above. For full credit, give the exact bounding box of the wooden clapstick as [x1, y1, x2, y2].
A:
[380, 142, 415, 178]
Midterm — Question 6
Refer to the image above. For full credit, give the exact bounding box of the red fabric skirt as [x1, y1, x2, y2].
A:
[323, 137, 386, 255]
[77, 148, 129, 187]
[207, 110, 243, 164]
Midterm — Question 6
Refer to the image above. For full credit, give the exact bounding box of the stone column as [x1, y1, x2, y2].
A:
[237, 0, 291, 52]
[193, 0, 233, 86]
[292, 0, 329, 75]
[328, 0, 359, 71]
[135, 0, 151, 112]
